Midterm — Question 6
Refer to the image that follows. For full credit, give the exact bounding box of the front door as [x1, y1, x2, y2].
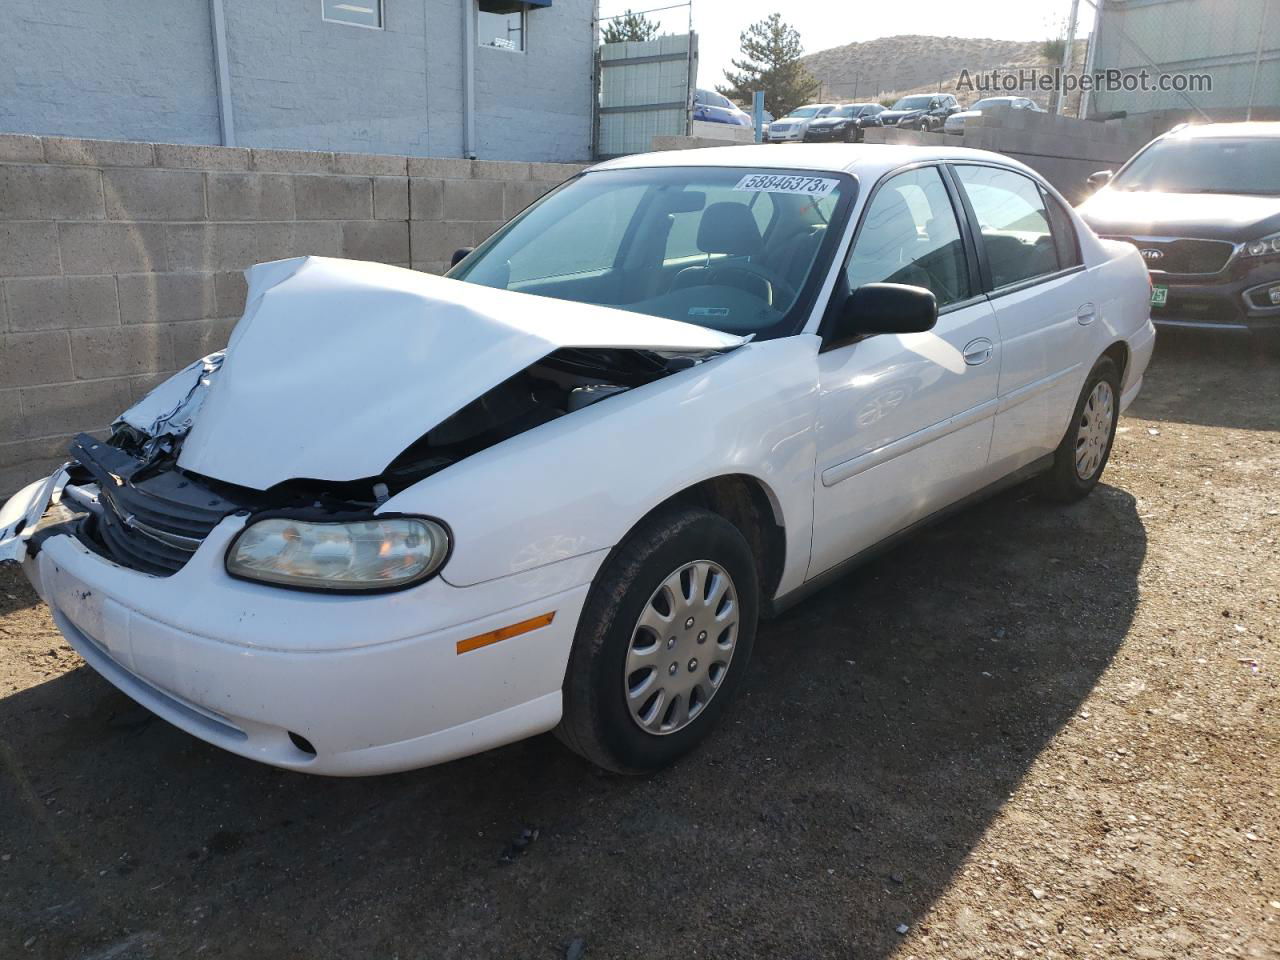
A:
[809, 165, 1002, 579]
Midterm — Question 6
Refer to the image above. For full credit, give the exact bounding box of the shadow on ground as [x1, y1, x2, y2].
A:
[0, 473, 1145, 959]
[1129, 328, 1280, 430]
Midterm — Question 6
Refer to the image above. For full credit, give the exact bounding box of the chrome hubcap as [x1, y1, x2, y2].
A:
[1075, 380, 1115, 480]
[624, 560, 739, 736]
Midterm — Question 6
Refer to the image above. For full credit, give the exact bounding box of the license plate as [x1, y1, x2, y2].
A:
[1150, 285, 1168, 307]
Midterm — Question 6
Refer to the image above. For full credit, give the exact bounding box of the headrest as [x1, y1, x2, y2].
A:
[697, 202, 763, 257]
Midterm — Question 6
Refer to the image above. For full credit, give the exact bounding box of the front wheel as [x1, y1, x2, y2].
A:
[556, 505, 759, 774]
[1037, 356, 1121, 502]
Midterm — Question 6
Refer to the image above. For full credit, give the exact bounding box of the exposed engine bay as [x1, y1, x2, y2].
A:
[54, 347, 713, 576]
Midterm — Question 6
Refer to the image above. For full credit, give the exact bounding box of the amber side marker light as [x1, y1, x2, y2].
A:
[456, 612, 556, 655]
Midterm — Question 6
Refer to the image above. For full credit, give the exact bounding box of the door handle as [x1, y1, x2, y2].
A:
[962, 337, 993, 366]
[1077, 302, 1097, 325]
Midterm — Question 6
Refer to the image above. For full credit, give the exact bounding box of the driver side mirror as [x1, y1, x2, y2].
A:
[450, 247, 474, 268]
[1086, 170, 1114, 191]
[827, 283, 938, 349]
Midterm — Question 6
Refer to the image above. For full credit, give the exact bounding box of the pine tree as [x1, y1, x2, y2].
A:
[716, 14, 817, 118]
[602, 10, 659, 44]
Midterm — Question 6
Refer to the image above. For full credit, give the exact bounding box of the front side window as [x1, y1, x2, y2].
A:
[846, 166, 971, 307]
[478, 0, 525, 51]
[954, 165, 1060, 288]
[452, 167, 854, 339]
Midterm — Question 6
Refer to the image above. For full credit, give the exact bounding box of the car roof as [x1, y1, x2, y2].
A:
[590, 143, 1037, 179]
[1162, 121, 1280, 140]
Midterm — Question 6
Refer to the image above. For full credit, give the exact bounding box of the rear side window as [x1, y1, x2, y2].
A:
[1041, 189, 1082, 269]
[953, 165, 1060, 288]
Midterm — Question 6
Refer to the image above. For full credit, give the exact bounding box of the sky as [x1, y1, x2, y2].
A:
[598, 0, 1095, 93]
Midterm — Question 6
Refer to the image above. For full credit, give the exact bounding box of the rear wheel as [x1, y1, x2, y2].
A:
[1038, 356, 1121, 502]
[556, 505, 759, 774]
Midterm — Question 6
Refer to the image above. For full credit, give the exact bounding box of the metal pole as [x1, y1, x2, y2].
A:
[752, 90, 764, 142]
[461, 0, 476, 158]
[209, 0, 236, 146]
[1058, 0, 1080, 115]
[1246, 0, 1270, 120]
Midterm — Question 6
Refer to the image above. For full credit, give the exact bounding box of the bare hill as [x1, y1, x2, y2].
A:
[802, 34, 1059, 106]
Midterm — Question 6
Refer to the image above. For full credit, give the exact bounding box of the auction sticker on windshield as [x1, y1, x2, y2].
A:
[734, 174, 840, 196]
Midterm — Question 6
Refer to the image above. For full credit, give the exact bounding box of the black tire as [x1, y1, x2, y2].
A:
[1037, 356, 1121, 502]
[556, 504, 759, 774]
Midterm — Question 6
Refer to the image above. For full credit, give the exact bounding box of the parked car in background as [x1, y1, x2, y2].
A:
[694, 89, 752, 127]
[804, 103, 887, 142]
[2, 143, 1154, 777]
[1077, 122, 1280, 343]
[944, 96, 1044, 135]
[766, 104, 838, 142]
[879, 94, 960, 132]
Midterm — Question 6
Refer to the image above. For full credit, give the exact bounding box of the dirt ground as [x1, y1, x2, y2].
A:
[0, 331, 1276, 960]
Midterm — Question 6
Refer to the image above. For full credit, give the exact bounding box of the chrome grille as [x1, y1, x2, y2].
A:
[1101, 235, 1236, 275]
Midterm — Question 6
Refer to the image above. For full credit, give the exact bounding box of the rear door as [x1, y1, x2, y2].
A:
[948, 163, 1091, 474]
[808, 164, 1001, 578]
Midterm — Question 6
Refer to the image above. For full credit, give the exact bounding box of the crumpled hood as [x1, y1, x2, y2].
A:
[178, 257, 745, 490]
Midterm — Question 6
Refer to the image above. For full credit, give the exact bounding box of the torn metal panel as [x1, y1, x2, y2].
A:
[113, 352, 225, 460]
[177, 257, 745, 490]
[0, 468, 69, 565]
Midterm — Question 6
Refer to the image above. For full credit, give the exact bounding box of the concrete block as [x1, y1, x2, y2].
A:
[410, 220, 476, 264]
[154, 143, 251, 171]
[472, 221, 504, 244]
[166, 221, 341, 272]
[250, 148, 335, 174]
[20, 378, 132, 437]
[335, 152, 408, 177]
[118, 273, 218, 324]
[473, 160, 531, 181]
[293, 175, 373, 220]
[169, 317, 238, 367]
[0, 332, 73, 388]
[504, 180, 550, 219]
[0, 222, 61, 277]
[411, 262, 451, 276]
[71, 324, 173, 379]
[342, 221, 410, 264]
[0, 388, 20, 439]
[406, 157, 473, 179]
[409, 178, 444, 220]
[442, 178, 503, 221]
[127, 370, 179, 403]
[0, 436, 74, 496]
[44, 137, 155, 167]
[214, 271, 248, 317]
[529, 162, 586, 183]
[253, 221, 343, 263]
[207, 173, 296, 221]
[373, 177, 410, 220]
[5, 276, 120, 332]
[102, 168, 206, 221]
[59, 221, 169, 275]
[0, 134, 44, 164]
[0, 165, 104, 220]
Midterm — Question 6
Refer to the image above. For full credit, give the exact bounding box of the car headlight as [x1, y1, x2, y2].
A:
[1243, 232, 1280, 258]
[226, 516, 450, 592]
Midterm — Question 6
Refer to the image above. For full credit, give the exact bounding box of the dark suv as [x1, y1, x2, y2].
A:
[1077, 123, 1280, 340]
[876, 94, 960, 132]
[803, 103, 887, 142]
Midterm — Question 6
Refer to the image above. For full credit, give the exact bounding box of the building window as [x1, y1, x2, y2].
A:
[478, 1, 526, 51]
[322, 0, 383, 29]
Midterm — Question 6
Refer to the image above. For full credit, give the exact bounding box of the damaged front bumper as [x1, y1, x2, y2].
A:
[3, 473, 599, 775]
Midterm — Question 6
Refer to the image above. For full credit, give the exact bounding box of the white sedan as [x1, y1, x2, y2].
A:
[944, 96, 1046, 135]
[0, 145, 1155, 776]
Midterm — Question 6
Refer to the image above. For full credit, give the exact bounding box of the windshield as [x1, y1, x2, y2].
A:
[786, 106, 826, 118]
[892, 96, 933, 110]
[971, 98, 1012, 110]
[451, 166, 854, 339]
[833, 106, 858, 118]
[1112, 137, 1280, 196]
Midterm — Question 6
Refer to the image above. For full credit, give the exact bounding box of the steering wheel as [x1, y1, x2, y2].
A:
[703, 261, 799, 307]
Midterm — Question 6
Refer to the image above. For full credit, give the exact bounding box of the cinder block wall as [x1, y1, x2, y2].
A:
[0, 134, 585, 495]
[864, 107, 1159, 203]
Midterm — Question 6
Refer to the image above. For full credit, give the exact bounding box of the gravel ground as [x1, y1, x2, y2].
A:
[0, 331, 1276, 960]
